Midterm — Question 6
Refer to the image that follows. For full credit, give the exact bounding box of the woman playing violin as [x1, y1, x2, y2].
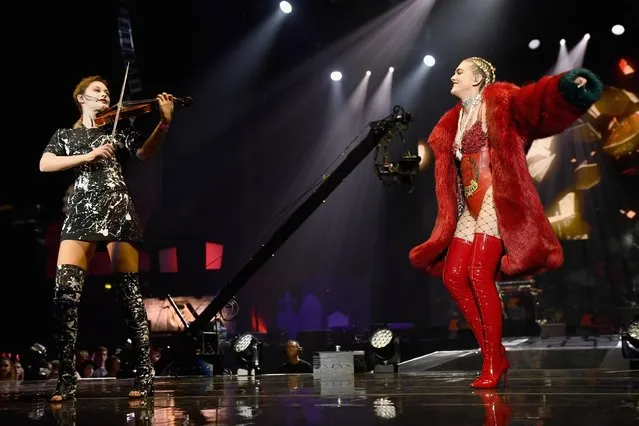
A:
[39, 75, 175, 401]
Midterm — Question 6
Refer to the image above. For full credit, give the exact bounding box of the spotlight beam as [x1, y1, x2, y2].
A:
[172, 108, 415, 359]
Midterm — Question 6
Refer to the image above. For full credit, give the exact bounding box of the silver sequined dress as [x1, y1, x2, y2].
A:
[43, 122, 145, 243]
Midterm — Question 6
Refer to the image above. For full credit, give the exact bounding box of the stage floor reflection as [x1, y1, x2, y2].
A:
[1, 362, 637, 425]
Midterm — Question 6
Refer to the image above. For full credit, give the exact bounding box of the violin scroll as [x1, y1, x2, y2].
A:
[174, 96, 192, 107]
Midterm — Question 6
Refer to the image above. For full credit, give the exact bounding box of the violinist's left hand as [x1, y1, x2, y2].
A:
[157, 92, 175, 124]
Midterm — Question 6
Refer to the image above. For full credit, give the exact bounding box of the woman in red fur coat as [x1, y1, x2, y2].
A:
[408, 57, 603, 388]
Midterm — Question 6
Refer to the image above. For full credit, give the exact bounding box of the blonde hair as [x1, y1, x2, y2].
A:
[72, 75, 108, 128]
[465, 57, 496, 89]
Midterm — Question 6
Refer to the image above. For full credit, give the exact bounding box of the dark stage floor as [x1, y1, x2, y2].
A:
[1, 336, 638, 425]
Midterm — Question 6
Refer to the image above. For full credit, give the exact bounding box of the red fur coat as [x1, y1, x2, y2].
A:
[408, 70, 602, 277]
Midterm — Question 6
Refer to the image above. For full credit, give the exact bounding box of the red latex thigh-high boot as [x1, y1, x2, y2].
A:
[442, 237, 484, 354]
[468, 233, 508, 388]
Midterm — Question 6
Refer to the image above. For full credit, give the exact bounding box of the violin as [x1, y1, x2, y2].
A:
[94, 95, 192, 127]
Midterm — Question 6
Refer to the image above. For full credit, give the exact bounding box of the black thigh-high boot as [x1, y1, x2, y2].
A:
[115, 272, 153, 397]
[51, 264, 85, 401]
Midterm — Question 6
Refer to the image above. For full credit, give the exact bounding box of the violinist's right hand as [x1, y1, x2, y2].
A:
[86, 143, 116, 162]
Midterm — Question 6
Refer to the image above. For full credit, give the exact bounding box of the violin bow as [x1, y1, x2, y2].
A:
[109, 61, 131, 140]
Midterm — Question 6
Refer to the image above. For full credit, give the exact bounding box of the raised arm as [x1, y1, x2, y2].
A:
[135, 93, 174, 162]
[510, 68, 603, 142]
[135, 121, 171, 162]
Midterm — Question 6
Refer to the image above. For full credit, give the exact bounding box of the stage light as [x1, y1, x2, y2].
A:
[279, 1, 292, 14]
[366, 328, 400, 373]
[389, 67, 395, 72]
[423, 55, 435, 67]
[629, 321, 639, 342]
[528, 39, 540, 50]
[24, 343, 49, 380]
[330, 71, 342, 81]
[584, 33, 591, 40]
[366, 70, 371, 76]
[560, 38, 566, 45]
[621, 316, 639, 366]
[612, 24, 625, 35]
[233, 333, 262, 375]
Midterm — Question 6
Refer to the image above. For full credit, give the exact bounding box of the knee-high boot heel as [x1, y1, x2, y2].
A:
[115, 272, 154, 398]
[443, 238, 485, 354]
[468, 233, 509, 389]
[50, 264, 85, 402]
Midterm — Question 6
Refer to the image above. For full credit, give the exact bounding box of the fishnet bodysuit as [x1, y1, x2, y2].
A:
[453, 119, 500, 242]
